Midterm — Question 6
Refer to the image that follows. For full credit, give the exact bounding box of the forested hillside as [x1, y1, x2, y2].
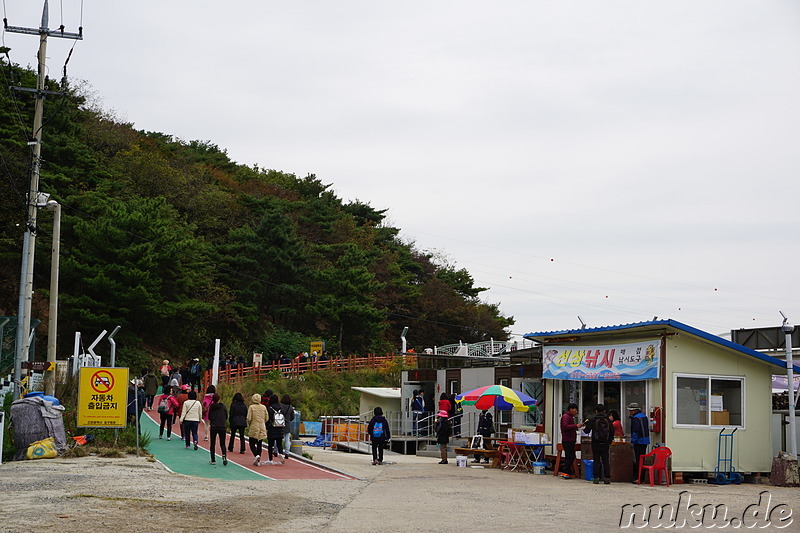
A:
[0, 59, 513, 371]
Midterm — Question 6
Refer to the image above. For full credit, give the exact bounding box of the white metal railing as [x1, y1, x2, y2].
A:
[431, 338, 536, 357]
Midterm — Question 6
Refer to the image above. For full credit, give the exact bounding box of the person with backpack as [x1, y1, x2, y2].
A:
[159, 359, 172, 387]
[265, 394, 286, 465]
[411, 390, 424, 436]
[156, 387, 180, 440]
[228, 392, 248, 454]
[207, 393, 228, 466]
[187, 358, 201, 391]
[367, 406, 391, 465]
[584, 404, 612, 484]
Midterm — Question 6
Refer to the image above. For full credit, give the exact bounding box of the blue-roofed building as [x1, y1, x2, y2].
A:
[524, 319, 797, 479]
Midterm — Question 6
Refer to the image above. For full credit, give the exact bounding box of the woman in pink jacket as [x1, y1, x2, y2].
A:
[156, 387, 180, 440]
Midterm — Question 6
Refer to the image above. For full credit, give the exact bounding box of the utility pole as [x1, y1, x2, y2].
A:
[7, 1, 82, 399]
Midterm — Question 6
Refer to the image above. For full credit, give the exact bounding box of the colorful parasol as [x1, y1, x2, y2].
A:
[455, 384, 538, 412]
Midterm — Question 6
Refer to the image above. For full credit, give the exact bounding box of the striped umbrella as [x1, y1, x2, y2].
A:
[455, 384, 538, 412]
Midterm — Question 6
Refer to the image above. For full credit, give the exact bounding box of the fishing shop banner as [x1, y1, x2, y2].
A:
[542, 340, 660, 381]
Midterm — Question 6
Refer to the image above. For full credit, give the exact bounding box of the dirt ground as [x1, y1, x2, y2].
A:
[1, 448, 798, 532]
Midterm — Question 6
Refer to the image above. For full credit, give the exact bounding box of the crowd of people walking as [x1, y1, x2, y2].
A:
[134, 363, 297, 468]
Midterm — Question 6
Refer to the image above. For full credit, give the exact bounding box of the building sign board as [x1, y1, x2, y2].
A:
[77, 367, 128, 427]
[542, 340, 660, 381]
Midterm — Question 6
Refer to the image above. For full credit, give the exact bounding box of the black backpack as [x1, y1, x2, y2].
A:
[593, 415, 611, 443]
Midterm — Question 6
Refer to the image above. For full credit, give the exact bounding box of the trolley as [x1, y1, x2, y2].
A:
[711, 427, 743, 485]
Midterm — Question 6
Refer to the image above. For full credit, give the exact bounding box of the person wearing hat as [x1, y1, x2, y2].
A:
[159, 360, 172, 388]
[435, 410, 452, 464]
[627, 402, 650, 482]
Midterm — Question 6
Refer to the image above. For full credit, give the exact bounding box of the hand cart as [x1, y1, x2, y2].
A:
[711, 427, 743, 485]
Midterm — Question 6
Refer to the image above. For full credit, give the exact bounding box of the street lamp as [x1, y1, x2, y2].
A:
[780, 312, 797, 458]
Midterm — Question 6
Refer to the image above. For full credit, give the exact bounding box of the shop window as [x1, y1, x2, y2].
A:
[675, 375, 744, 427]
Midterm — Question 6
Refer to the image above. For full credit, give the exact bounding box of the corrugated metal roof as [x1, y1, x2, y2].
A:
[524, 318, 800, 373]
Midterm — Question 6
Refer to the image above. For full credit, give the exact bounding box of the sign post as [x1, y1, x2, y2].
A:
[77, 367, 128, 428]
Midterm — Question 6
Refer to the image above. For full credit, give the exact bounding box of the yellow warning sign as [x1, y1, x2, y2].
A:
[77, 367, 128, 427]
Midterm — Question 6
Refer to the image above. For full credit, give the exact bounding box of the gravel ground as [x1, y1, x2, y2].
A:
[1, 447, 797, 532]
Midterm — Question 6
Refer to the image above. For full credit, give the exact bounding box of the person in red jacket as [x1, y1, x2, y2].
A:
[559, 403, 583, 479]
[156, 387, 180, 440]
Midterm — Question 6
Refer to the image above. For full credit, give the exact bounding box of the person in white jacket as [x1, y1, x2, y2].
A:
[179, 390, 203, 450]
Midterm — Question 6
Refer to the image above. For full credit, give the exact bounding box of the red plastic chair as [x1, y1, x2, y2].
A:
[638, 447, 672, 486]
[496, 442, 511, 468]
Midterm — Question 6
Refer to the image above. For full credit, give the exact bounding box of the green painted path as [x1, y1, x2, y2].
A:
[140, 413, 271, 480]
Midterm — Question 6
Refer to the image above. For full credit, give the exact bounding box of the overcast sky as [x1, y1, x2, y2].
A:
[4, 1, 800, 344]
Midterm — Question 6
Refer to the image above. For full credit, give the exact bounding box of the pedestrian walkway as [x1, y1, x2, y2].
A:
[141, 411, 355, 481]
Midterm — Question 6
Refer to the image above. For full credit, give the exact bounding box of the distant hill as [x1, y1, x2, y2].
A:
[0, 60, 513, 372]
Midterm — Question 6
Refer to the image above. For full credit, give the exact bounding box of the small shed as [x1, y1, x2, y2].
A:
[352, 387, 401, 415]
[524, 319, 798, 474]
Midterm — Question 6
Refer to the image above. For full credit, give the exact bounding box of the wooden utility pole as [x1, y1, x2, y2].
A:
[7, 1, 82, 399]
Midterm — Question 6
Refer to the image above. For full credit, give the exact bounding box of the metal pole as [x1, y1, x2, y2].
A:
[781, 313, 797, 458]
[44, 201, 60, 396]
[212, 339, 220, 386]
[15, 4, 50, 399]
[108, 326, 121, 367]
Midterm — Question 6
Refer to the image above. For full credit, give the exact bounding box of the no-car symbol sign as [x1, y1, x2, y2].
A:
[90, 369, 115, 393]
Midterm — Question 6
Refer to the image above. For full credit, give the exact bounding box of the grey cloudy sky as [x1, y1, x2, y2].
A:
[4, 1, 799, 342]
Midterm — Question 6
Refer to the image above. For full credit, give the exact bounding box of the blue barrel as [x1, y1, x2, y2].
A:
[583, 459, 594, 481]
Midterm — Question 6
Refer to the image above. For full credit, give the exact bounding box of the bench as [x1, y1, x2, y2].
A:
[453, 447, 500, 468]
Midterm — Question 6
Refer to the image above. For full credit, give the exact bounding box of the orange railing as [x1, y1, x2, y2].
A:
[201, 353, 416, 389]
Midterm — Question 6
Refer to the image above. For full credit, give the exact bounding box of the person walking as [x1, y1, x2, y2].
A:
[175, 385, 189, 439]
[159, 359, 172, 388]
[246, 393, 268, 465]
[265, 394, 286, 465]
[411, 390, 424, 436]
[207, 393, 228, 466]
[143, 370, 159, 411]
[628, 402, 650, 482]
[187, 358, 201, 391]
[228, 392, 248, 454]
[279, 394, 295, 458]
[584, 404, 612, 484]
[559, 403, 583, 479]
[201, 385, 216, 441]
[156, 387, 179, 440]
[435, 410, 452, 464]
[127, 379, 145, 432]
[179, 390, 203, 450]
[367, 406, 391, 465]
